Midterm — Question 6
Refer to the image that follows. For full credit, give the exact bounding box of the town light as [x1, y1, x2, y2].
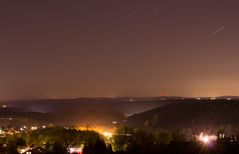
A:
[102, 132, 113, 139]
[201, 135, 209, 143]
[197, 132, 217, 144]
[69, 147, 83, 154]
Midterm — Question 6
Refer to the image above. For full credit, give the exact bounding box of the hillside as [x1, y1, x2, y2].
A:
[126, 99, 239, 130]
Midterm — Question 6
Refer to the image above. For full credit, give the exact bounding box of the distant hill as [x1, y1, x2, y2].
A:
[126, 99, 239, 130]
[0, 107, 54, 127]
[0, 97, 171, 125]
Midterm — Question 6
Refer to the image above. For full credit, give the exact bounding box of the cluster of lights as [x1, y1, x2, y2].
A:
[102, 132, 113, 139]
[69, 147, 83, 154]
[0, 128, 19, 136]
[0, 125, 47, 138]
[129, 98, 135, 102]
[112, 121, 118, 124]
[30, 126, 38, 131]
[77, 125, 115, 136]
[210, 97, 216, 101]
[197, 132, 217, 144]
[19, 147, 31, 154]
[195, 97, 233, 101]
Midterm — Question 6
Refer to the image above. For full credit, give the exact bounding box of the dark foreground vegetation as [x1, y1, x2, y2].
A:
[1, 126, 239, 154]
[0, 127, 112, 154]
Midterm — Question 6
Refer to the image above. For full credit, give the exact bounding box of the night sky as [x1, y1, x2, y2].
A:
[1, 0, 239, 100]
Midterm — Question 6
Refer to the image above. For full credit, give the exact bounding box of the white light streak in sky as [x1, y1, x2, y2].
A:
[210, 26, 226, 36]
